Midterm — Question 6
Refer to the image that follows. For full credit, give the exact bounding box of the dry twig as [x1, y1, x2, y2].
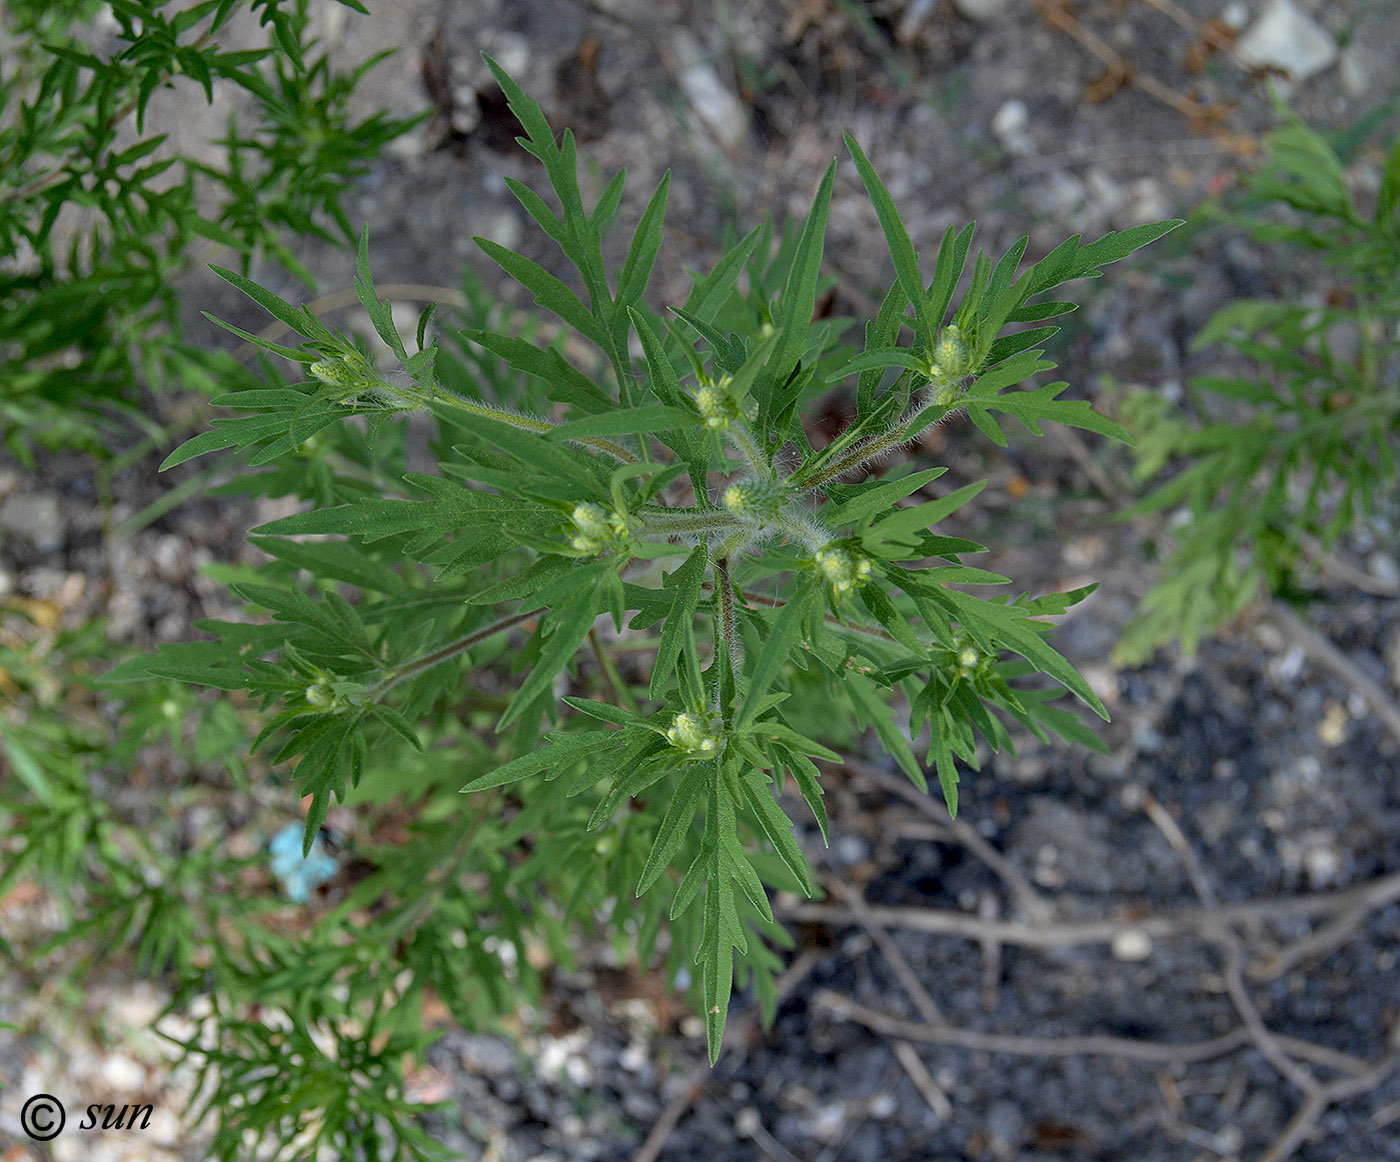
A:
[835, 758, 1053, 923]
[782, 869, 1400, 958]
[629, 949, 821, 1162]
[819, 990, 1260, 1066]
[1139, 792, 1319, 1096]
[822, 875, 946, 1026]
[815, 990, 1372, 1082]
[892, 1040, 953, 1123]
[1257, 1019, 1400, 1162]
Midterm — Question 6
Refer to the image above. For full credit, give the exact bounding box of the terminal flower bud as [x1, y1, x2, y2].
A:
[308, 359, 359, 389]
[956, 644, 981, 677]
[721, 476, 786, 525]
[948, 632, 992, 681]
[569, 502, 632, 553]
[920, 324, 975, 404]
[694, 375, 740, 431]
[814, 545, 874, 596]
[666, 710, 725, 756]
[304, 674, 344, 711]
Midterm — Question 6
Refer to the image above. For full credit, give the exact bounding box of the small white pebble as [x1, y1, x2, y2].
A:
[1111, 928, 1153, 962]
[99, 1053, 146, 1091]
[1303, 843, 1340, 887]
[811, 1102, 846, 1141]
[1318, 700, 1348, 747]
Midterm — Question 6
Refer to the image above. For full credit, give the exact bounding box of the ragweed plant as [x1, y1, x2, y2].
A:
[1120, 108, 1400, 662]
[121, 56, 1177, 1076]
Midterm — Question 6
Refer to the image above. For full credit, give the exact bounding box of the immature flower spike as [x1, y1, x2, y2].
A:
[815, 545, 874, 596]
[569, 502, 631, 553]
[309, 349, 374, 389]
[949, 632, 992, 680]
[308, 359, 359, 389]
[956, 645, 980, 677]
[722, 477, 786, 525]
[693, 374, 740, 431]
[666, 710, 725, 756]
[305, 674, 343, 711]
[921, 324, 974, 404]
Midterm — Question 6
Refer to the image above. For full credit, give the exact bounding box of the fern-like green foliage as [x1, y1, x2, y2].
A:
[0, 0, 424, 458]
[1120, 105, 1400, 662]
[110, 56, 1177, 1072]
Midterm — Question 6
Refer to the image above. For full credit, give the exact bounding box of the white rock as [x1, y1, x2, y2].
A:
[736, 1107, 760, 1137]
[99, 1052, 147, 1091]
[1220, 1, 1250, 28]
[1127, 178, 1171, 223]
[811, 1101, 846, 1141]
[1368, 550, 1399, 587]
[898, 0, 940, 41]
[1234, 0, 1337, 83]
[1303, 841, 1340, 887]
[110, 983, 166, 1032]
[1085, 167, 1125, 215]
[488, 33, 530, 80]
[145, 1108, 181, 1143]
[991, 99, 1033, 156]
[954, 0, 1012, 19]
[1112, 928, 1154, 962]
[1338, 43, 1369, 98]
[0, 491, 62, 552]
[678, 60, 749, 151]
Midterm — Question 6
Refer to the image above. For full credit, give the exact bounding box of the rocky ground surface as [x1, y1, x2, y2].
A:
[4, 1, 1400, 1160]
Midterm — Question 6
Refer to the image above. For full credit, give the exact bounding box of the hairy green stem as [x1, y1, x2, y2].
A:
[776, 508, 831, 553]
[714, 556, 744, 700]
[588, 626, 639, 713]
[726, 420, 767, 477]
[795, 409, 926, 492]
[413, 381, 638, 464]
[788, 384, 947, 493]
[727, 583, 897, 646]
[717, 529, 752, 559]
[637, 508, 743, 537]
[356, 607, 543, 704]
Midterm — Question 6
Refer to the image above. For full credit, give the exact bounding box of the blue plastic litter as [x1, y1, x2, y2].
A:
[268, 823, 339, 903]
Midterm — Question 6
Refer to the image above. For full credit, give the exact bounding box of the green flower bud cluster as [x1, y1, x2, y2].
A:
[814, 544, 873, 596]
[665, 710, 725, 756]
[693, 374, 741, 431]
[308, 349, 373, 391]
[721, 476, 787, 525]
[947, 631, 993, 681]
[920, 324, 974, 405]
[304, 672, 348, 712]
[569, 502, 632, 554]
